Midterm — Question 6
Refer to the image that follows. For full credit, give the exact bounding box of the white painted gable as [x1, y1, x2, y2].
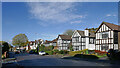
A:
[58, 36, 61, 40]
[97, 23, 111, 32]
[72, 30, 81, 37]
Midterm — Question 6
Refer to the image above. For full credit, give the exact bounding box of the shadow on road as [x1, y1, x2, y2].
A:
[62, 56, 120, 66]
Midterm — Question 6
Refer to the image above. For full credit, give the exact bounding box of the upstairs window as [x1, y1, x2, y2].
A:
[114, 32, 118, 44]
[102, 32, 109, 39]
[89, 38, 94, 44]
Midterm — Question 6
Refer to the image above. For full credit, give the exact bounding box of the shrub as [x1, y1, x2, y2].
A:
[69, 49, 88, 56]
[2, 42, 10, 54]
[58, 50, 64, 54]
[53, 49, 59, 54]
[58, 50, 69, 54]
[30, 49, 35, 51]
[45, 51, 53, 55]
[63, 50, 69, 54]
[94, 50, 107, 56]
[39, 44, 45, 52]
[74, 54, 99, 59]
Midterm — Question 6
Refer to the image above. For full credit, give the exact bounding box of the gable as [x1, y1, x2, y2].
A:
[58, 36, 61, 40]
[72, 30, 81, 37]
[96, 23, 112, 33]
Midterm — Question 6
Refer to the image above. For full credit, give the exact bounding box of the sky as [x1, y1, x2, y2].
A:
[2, 2, 118, 44]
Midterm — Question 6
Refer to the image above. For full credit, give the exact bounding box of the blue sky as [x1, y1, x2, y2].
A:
[2, 2, 118, 44]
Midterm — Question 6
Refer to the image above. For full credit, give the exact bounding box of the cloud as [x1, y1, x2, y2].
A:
[33, 33, 57, 40]
[27, 2, 86, 25]
[106, 14, 117, 17]
[70, 20, 82, 24]
[40, 33, 57, 40]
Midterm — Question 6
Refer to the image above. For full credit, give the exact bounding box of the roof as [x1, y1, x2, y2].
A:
[76, 30, 85, 36]
[89, 32, 95, 37]
[76, 30, 95, 37]
[29, 41, 35, 43]
[52, 38, 58, 43]
[44, 38, 58, 44]
[95, 22, 120, 33]
[44, 40, 53, 44]
[58, 35, 72, 40]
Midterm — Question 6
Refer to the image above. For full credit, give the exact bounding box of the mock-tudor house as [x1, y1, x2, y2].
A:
[72, 29, 95, 51]
[26, 39, 44, 50]
[57, 35, 72, 51]
[95, 22, 120, 52]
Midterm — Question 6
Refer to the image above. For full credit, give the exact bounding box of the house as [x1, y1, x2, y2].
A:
[95, 22, 120, 52]
[57, 35, 72, 51]
[44, 40, 53, 46]
[51, 38, 58, 46]
[26, 39, 44, 50]
[43, 38, 58, 46]
[27, 41, 37, 50]
[72, 29, 95, 51]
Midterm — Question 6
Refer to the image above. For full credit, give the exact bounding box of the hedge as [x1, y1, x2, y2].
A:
[45, 51, 53, 55]
[74, 54, 99, 59]
[69, 49, 88, 56]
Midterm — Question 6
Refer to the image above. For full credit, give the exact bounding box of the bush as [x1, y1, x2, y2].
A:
[39, 44, 45, 52]
[58, 50, 69, 54]
[2, 42, 10, 54]
[94, 50, 107, 56]
[74, 54, 99, 59]
[53, 49, 59, 54]
[58, 50, 64, 54]
[69, 49, 88, 56]
[30, 49, 35, 51]
[45, 51, 53, 55]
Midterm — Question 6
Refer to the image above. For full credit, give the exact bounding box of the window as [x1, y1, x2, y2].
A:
[101, 32, 109, 39]
[101, 45, 109, 50]
[89, 38, 94, 44]
[99, 32, 109, 39]
[75, 46, 79, 50]
[114, 32, 118, 44]
[75, 37, 79, 42]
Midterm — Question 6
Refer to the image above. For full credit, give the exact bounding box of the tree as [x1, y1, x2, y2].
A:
[69, 45, 73, 51]
[63, 29, 74, 35]
[48, 45, 54, 50]
[0, 41, 10, 58]
[39, 44, 45, 52]
[12, 34, 28, 48]
[1, 41, 10, 54]
[86, 28, 98, 33]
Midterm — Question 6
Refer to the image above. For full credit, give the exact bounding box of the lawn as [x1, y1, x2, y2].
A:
[69, 49, 107, 59]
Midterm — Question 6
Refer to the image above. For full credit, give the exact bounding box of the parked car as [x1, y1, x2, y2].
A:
[39, 51, 46, 55]
[29, 50, 35, 54]
[107, 49, 120, 60]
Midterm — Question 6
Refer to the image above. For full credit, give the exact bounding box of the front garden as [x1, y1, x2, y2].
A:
[69, 49, 107, 59]
[29, 44, 107, 59]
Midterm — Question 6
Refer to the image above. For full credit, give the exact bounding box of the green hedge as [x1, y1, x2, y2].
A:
[53, 49, 59, 54]
[45, 51, 53, 55]
[58, 50, 69, 54]
[69, 49, 88, 56]
[74, 54, 99, 59]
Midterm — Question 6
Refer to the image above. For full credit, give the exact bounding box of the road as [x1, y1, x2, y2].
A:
[15, 54, 111, 66]
[2, 53, 120, 67]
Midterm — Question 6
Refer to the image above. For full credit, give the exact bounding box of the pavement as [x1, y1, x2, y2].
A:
[2, 52, 120, 67]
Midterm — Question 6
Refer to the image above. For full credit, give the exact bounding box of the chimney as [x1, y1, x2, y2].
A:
[84, 29, 89, 36]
